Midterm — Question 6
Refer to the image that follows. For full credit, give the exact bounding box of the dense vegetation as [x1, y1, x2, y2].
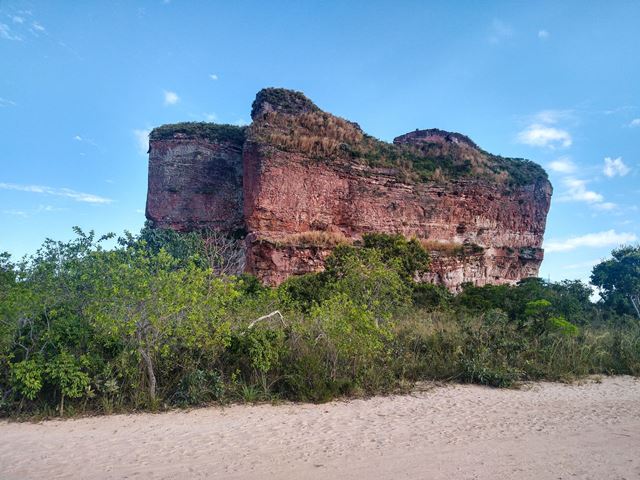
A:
[0, 228, 638, 418]
[149, 123, 246, 144]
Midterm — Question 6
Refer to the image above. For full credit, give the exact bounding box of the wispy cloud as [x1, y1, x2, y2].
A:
[531, 109, 574, 124]
[592, 202, 617, 211]
[203, 112, 217, 122]
[517, 124, 572, 148]
[11, 16, 25, 24]
[0, 182, 112, 204]
[31, 21, 45, 32]
[163, 90, 179, 105]
[134, 129, 151, 155]
[629, 118, 640, 127]
[603, 157, 630, 178]
[0, 23, 22, 41]
[0, 97, 17, 107]
[73, 135, 98, 147]
[2, 204, 66, 218]
[2, 209, 28, 217]
[558, 178, 603, 203]
[562, 259, 601, 270]
[538, 29, 549, 39]
[233, 119, 249, 126]
[489, 19, 513, 44]
[545, 230, 637, 253]
[209, 73, 219, 80]
[548, 156, 576, 174]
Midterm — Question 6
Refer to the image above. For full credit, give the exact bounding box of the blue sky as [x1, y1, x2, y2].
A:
[1, 0, 639, 286]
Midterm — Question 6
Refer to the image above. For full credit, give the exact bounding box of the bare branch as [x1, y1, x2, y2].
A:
[248, 310, 286, 328]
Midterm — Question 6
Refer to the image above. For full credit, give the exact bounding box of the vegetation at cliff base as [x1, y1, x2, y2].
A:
[1, 228, 638, 418]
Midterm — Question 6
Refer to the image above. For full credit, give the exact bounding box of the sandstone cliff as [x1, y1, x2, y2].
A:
[146, 88, 552, 291]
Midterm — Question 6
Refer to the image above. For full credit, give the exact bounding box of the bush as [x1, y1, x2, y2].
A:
[0, 228, 638, 418]
[172, 370, 224, 406]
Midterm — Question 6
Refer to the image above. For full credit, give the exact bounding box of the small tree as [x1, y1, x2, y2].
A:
[591, 245, 640, 319]
[89, 246, 238, 402]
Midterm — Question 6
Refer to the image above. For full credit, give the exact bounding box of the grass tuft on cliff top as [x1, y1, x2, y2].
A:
[251, 111, 548, 187]
[245, 88, 548, 187]
[150, 122, 246, 144]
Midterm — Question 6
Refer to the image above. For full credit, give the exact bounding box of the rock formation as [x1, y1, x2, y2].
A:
[146, 88, 552, 291]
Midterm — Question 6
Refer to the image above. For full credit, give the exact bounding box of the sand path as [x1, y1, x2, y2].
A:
[1, 376, 639, 479]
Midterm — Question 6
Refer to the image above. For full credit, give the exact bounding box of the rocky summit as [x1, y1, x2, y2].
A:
[145, 88, 552, 290]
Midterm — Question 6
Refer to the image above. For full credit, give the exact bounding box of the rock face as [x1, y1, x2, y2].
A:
[146, 88, 552, 291]
[146, 124, 245, 233]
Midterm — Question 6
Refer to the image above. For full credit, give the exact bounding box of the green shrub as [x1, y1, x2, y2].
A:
[1, 228, 639, 417]
[10, 359, 43, 400]
[172, 370, 224, 406]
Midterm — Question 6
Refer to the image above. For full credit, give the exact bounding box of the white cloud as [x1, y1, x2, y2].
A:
[562, 259, 601, 270]
[134, 129, 151, 155]
[548, 156, 576, 174]
[0, 182, 112, 204]
[603, 157, 630, 178]
[0, 97, 17, 107]
[0, 23, 22, 41]
[2, 209, 28, 217]
[31, 21, 45, 32]
[12, 16, 24, 24]
[38, 204, 63, 212]
[517, 124, 572, 148]
[203, 112, 217, 122]
[532, 109, 573, 124]
[209, 73, 219, 80]
[629, 118, 640, 127]
[545, 230, 637, 253]
[538, 29, 549, 39]
[72, 135, 98, 147]
[592, 202, 617, 211]
[233, 119, 249, 126]
[2, 204, 66, 218]
[559, 178, 603, 203]
[489, 19, 513, 44]
[163, 90, 179, 105]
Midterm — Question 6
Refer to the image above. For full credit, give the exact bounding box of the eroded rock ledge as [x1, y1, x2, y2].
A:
[146, 88, 552, 290]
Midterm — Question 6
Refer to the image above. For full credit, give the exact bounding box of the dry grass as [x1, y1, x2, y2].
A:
[252, 106, 547, 188]
[419, 239, 464, 255]
[275, 230, 352, 247]
[256, 110, 363, 157]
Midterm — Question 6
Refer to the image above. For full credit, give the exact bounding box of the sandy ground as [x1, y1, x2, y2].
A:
[1, 376, 639, 480]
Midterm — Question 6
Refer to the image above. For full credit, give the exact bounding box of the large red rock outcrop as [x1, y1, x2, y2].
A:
[146, 88, 552, 291]
[146, 124, 245, 232]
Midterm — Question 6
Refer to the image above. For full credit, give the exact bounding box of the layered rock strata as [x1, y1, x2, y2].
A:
[146, 88, 552, 290]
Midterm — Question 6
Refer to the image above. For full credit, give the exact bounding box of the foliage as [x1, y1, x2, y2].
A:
[0, 228, 638, 418]
[172, 369, 224, 406]
[455, 278, 602, 326]
[149, 123, 246, 144]
[251, 88, 321, 118]
[361, 233, 430, 280]
[591, 245, 640, 318]
[10, 359, 43, 400]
